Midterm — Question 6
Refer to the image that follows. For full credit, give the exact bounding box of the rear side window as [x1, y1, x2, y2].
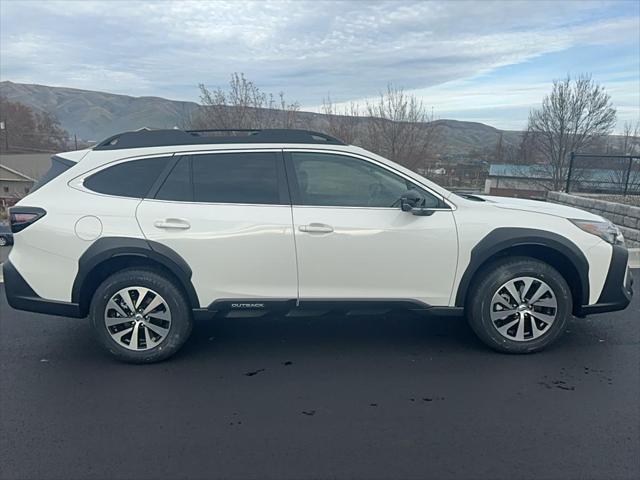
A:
[155, 157, 192, 201]
[155, 152, 282, 204]
[192, 152, 281, 204]
[84, 157, 171, 198]
[30, 156, 75, 193]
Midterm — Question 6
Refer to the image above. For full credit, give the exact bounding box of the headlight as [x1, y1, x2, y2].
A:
[570, 219, 624, 245]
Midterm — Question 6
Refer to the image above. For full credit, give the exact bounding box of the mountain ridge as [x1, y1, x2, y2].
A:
[0, 80, 520, 154]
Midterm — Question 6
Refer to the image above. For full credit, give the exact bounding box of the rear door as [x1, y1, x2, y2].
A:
[285, 150, 458, 306]
[136, 150, 298, 307]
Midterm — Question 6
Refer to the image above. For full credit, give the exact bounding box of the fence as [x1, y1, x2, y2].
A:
[566, 153, 640, 196]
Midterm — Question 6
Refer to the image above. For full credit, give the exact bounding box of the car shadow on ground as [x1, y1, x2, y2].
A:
[2, 276, 637, 367]
[173, 298, 638, 364]
[179, 310, 497, 361]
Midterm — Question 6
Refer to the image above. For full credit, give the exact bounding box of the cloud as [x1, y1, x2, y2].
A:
[1, 0, 638, 128]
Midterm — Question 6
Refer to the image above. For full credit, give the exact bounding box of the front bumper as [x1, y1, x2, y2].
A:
[3, 260, 83, 318]
[578, 244, 633, 316]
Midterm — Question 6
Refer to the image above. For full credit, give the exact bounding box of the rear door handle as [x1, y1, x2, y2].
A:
[299, 223, 334, 234]
[153, 218, 191, 230]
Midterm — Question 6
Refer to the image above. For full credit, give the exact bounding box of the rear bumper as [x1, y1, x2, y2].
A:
[3, 260, 83, 318]
[578, 244, 633, 316]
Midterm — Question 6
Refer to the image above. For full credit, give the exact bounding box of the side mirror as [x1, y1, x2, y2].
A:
[400, 190, 436, 216]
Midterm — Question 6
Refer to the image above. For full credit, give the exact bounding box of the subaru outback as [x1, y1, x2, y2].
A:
[3, 129, 633, 362]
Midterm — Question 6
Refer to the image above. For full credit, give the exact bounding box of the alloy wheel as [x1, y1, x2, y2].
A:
[490, 276, 558, 342]
[104, 286, 172, 351]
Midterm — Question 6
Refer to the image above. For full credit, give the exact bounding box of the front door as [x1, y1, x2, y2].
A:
[136, 150, 298, 308]
[285, 151, 458, 306]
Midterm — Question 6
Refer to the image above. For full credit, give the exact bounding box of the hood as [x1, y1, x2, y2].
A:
[476, 195, 605, 221]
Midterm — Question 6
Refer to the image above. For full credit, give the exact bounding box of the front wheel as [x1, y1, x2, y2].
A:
[90, 268, 193, 363]
[0, 236, 8, 247]
[467, 257, 572, 353]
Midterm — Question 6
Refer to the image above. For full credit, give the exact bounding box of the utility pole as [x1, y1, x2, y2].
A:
[74, 134, 78, 150]
[0, 121, 7, 152]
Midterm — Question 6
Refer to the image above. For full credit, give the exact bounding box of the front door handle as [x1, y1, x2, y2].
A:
[299, 223, 334, 234]
[154, 218, 191, 230]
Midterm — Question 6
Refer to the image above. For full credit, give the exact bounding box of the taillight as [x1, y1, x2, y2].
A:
[9, 207, 47, 233]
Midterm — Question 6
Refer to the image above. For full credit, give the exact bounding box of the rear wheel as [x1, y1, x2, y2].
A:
[90, 268, 193, 363]
[0, 236, 8, 247]
[467, 257, 572, 353]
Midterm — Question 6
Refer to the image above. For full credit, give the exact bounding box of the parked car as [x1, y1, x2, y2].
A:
[0, 224, 14, 246]
[3, 129, 633, 363]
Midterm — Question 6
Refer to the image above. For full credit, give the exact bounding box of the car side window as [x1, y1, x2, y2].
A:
[155, 156, 192, 201]
[289, 152, 440, 208]
[193, 152, 282, 204]
[155, 152, 283, 204]
[84, 156, 172, 198]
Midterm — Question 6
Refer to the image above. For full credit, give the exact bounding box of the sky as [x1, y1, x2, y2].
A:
[0, 0, 638, 131]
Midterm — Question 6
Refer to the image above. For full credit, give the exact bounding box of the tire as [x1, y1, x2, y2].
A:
[467, 257, 572, 354]
[89, 268, 193, 363]
[0, 236, 7, 247]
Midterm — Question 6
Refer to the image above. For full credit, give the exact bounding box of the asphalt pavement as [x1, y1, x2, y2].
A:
[0, 271, 638, 480]
[0, 246, 9, 266]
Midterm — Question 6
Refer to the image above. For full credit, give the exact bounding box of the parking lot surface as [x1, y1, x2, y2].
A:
[0, 246, 9, 266]
[1, 272, 639, 480]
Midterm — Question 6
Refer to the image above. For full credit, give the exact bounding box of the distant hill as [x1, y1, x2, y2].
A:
[0, 81, 199, 142]
[428, 118, 521, 156]
[1, 80, 520, 155]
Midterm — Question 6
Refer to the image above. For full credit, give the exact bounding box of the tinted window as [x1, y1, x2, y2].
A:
[192, 152, 281, 204]
[84, 157, 171, 198]
[155, 156, 192, 201]
[290, 152, 439, 208]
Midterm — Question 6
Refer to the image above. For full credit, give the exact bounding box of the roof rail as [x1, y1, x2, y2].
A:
[93, 128, 345, 150]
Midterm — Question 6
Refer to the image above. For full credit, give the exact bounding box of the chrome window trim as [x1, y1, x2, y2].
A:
[69, 146, 457, 211]
[71, 148, 286, 202]
[141, 198, 292, 208]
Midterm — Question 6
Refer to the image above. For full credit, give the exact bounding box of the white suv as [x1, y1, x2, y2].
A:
[4, 129, 633, 363]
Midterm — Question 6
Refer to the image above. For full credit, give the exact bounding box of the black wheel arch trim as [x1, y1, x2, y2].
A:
[577, 244, 632, 316]
[454, 227, 591, 308]
[72, 237, 200, 313]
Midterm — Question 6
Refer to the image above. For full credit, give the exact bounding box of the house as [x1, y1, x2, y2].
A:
[0, 153, 52, 213]
[484, 164, 551, 198]
[0, 163, 34, 210]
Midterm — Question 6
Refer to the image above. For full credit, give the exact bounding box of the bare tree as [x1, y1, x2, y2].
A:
[0, 96, 68, 153]
[607, 120, 640, 194]
[189, 73, 300, 130]
[275, 91, 301, 129]
[321, 96, 361, 144]
[363, 84, 438, 171]
[526, 74, 617, 191]
[621, 120, 640, 155]
[516, 130, 539, 164]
